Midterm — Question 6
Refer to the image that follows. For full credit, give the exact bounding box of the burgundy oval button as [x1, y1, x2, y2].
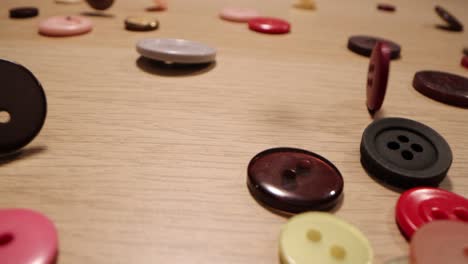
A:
[247, 147, 343, 214]
[248, 17, 290, 34]
[0, 209, 58, 264]
[461, 56, 468, 69]
[395, 187, 468, 239]
[367, 41, 391, 114]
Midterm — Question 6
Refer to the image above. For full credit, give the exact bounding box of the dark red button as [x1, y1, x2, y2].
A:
[434, 5, 463, 32]
[85, 0, 114, 10]
[413, 71, 468, 108]
[367, 41, 391, 114]
[247, 147, 343, 214]
[396, 187, 468, 239]
[461, 56, 468, 69]
[348, 35, 401, 60]
[377, 3, 396, 12]
[248, 17, 290, 34]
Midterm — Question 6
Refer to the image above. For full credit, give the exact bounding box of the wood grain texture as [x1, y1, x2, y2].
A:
[0, 0, 467, 263]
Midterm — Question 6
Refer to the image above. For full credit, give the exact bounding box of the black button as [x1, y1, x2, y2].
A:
[347, 35, 401, 60]
[9, 7, 39, 19]
[0, 59, 47, 154]
[360, 118, 452, 189]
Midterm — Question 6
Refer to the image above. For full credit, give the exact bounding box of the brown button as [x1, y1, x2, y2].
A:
[125, 16, 159, 31]
[413, 71, 468, 108]
[247, 147, 343, 214]
[85, 0, 114, 10]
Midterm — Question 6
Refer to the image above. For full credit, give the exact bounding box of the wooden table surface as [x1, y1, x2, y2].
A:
[1, 0, 467, 263]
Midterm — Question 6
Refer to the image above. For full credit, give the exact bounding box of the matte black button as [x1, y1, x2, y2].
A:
[247, 147, 343, 214]
[9, 7, 39, 19]
[360, 118, 452, 189]
[0, 59, 47, 154]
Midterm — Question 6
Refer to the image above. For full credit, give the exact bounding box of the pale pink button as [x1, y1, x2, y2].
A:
[0, 209, 58, 264]
[219, 7, 260, 22]
[39, 16, 93, 37]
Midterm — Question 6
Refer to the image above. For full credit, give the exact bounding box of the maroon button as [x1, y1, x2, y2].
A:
[248, 17, 290, 34]
[367, 41, 391, 114]
[461, 56, 468, 69]
[395, 187, 468, 239]
[412, 71, 468, 108]
[247, 147, 343, 214]
[348, 35, 401, 60]
[377, 3, 396, 12]
[434, 5, 463, 32]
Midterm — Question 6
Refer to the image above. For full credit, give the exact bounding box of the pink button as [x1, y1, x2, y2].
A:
[39, 16, 93, 37]
[219, 7, 259, 22]
[0, 209, 58, 264]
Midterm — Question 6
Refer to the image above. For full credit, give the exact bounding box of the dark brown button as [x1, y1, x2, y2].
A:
[125, 16, 159, 31]
[413, 71, 468, 108]
[85, 0, 114, 10]
[367, 41, 391, 114]
[0, 59, 47, 154]
[9, 7, 39, 19]
[377, 3, 396, 12]
[348, 35, 401, 60]
[247, 147, 343, 214]
[463, 47, 468, 56]
[435, 5, 463, 32]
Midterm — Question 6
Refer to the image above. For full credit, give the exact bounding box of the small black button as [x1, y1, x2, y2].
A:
[360, 118, 452, 189]
[9, 7, 39, 19]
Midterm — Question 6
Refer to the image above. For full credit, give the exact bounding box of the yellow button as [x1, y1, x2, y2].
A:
[280, 212, 373, 264]
[294, 0, 316, 10]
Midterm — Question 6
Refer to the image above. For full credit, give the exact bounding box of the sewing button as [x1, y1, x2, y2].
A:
[279, 212, 373, 264]
[248, 17, 291, 34]
[0, 209, 58, 264]
[9, 7, 39, 19]
[0, 59, 47, 155]
[125, 16, 159, 31]
[360, 118, 452, 189]
[348, 35, 401, 59]
[366, 41, 391, 113]
[219, 7, 259, 22]
[434, 5, 463, 32]
[39, 16, 93, 37]
[247, 147, 343, 214]
[85, 0, 114, 10]
[395, 187, 468, 239]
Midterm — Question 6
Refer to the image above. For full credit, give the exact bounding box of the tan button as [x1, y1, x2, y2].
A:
[125, 16, 159, 31]
[55, 0, 82, 4]
[294, 0, 316, 10]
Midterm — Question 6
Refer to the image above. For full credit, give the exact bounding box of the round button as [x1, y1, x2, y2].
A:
[348, 35, 401, 60]
[39, 16, 93, 37]
[248, 17, 291, 34]
[435, 5, 463, 32]
[360, 118, 452, 189]
[55, 0, 82, 4]
[219, 7, 259, 23]
[396, 187, 468, 239]
[377, 4, 396, 12]
[146, 0, 168, 11]
[461, 56, 468, 69]
[9, 7, 39, 19]
[412, 71, 468, 108]
[0, 209, 58, 264]
[293, 0, 317, 10]
[85, 0, 114, 10]
[366, 41, 391, 114]
[0, 59, 47, 155]
[136, 38, 216, 64]
[125, 16, 159, 31]
[463, 47, 468, 56]
[410, 221, 468, 264]
[247, 147, 343, 214]
[279, 212, 373, 264]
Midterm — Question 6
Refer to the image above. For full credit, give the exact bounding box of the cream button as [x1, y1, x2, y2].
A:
[219, 7, 259, 22]
[39, 16, 93, 37]
[136, 38, 216, 64]
[279, 212, 373, 264]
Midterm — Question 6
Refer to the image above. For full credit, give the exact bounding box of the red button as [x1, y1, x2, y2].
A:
[248, 17, 290, 34]
[0, 209, 58, 264]
[461, 55, 468, 69]
[395, 187, 468, 239]
[366, 41, 391, 114]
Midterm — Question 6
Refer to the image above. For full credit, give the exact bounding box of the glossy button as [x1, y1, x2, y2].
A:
[348, 35, 401, 60]
[360, 118, 452, 189]
[136, 38, 216, 64]
[0, 209, 58, 264]
[125, 16, 159, 31]
[9, 7, 39, 19]
[0, 59, 47, 155]
[410, 221, 468, 264]
[39, 16, 93, 37]
[366, 41, 391, 114]
[413, 71, 468, 108]
[247, 147, 343, 214]
[85, 0, 114, 10]
[435, 5, 463, 32]
[396, 187, 468, 239]
[294, 0, 316, 10]
[248, 17, 291, 34]
[219, 7, 259, 22]
[279, 212, 373, 264]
